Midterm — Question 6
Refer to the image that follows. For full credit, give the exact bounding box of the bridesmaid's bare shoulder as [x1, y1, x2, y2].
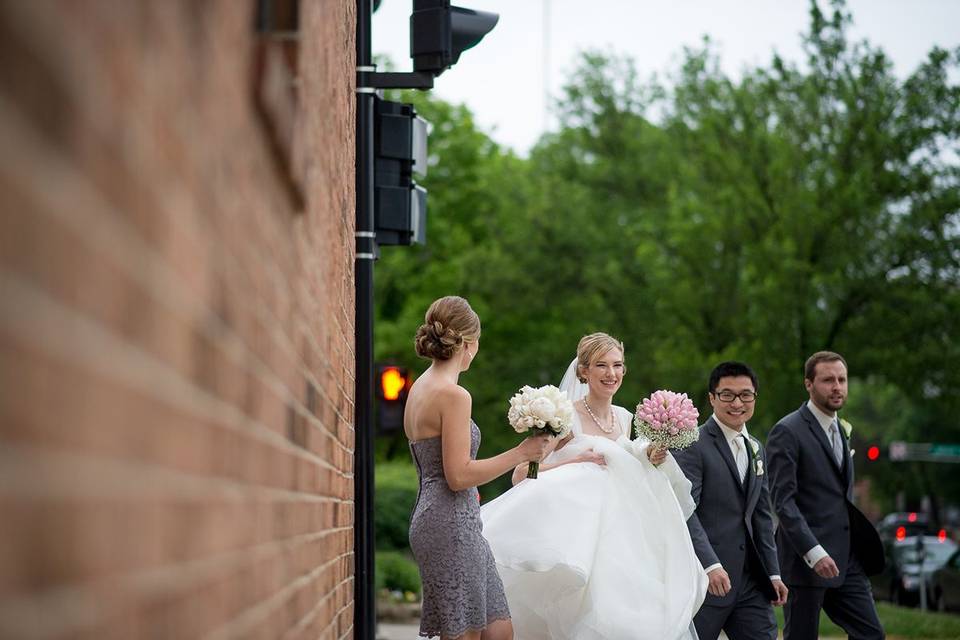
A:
[436, 382, 471, 408]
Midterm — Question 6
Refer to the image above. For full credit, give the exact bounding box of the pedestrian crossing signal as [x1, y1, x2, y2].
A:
[380, 367, 407, 401]
[377, 365, 412, 432]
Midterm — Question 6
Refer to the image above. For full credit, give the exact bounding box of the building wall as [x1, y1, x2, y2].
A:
[0, 1, 357, 637]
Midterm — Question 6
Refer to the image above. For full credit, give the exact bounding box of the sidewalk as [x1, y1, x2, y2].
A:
[375, 623, 846, 639]
[377, 622, 420, 640]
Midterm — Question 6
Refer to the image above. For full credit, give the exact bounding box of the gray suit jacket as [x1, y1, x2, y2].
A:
[766, 404, 884, 587]
[672, 417, 780, 607]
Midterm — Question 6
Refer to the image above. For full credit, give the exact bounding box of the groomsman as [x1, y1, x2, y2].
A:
[673, 362, 788, 640]
[767, 351, 885, 640]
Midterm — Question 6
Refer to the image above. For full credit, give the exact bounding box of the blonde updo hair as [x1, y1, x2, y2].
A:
[576, 332, 626, 382]
[414, 296, 481, 361]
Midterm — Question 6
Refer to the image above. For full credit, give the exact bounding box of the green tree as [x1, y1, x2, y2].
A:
[373, 0, 960, 506]
[537, 1, 960, 505]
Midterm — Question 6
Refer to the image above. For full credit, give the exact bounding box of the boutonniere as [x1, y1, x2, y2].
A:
[746, 436, 763, 475]
[839, 418, 853, 439]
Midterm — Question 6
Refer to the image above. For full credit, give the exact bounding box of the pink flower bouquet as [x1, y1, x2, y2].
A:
[633, 389, 700, 450]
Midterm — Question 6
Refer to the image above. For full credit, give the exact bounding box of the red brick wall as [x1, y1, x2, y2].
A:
[0, 1, 356, 638]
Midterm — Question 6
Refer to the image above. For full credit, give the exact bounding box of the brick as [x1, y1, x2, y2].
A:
[0, 0, 357, 636]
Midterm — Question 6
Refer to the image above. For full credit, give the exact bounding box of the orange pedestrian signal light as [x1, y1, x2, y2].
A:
[376, 364, 413, 432]
[867, 446, 880, 461]
[380, 367, 406, 401]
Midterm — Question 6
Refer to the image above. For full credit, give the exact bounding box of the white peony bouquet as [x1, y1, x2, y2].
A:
[508, 384, 575, 479]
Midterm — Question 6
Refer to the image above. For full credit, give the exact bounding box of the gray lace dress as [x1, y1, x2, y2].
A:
[408, 421, 511, 638]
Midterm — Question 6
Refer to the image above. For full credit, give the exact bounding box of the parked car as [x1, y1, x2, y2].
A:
[871, 534, 957, 607]
[931, 547, 960, 612]
[876, 512, 931, 543]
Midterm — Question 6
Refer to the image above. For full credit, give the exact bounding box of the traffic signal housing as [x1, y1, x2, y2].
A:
[411, 0, 499, 76]
[374, 98, 428, 246]
[376, 364, 413, 432]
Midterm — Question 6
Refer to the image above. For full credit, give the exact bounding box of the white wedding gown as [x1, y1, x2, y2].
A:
[480, 407, 707, 640]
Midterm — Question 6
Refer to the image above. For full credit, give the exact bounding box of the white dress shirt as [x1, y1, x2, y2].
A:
[802, 400, 844, 569]
[717, 418, 750, 482]
[704, 415, 780, 582]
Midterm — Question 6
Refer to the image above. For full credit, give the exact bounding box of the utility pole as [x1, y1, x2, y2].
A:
[354, 0, 376, 636]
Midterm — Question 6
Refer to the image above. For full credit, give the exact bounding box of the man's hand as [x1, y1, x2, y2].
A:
[813, 555, 840, 579]
[707, 567, 732, 597]
[770, 579, 789, 606]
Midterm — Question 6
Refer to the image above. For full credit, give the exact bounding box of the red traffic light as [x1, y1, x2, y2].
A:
[380, 367, 407, 401]
[867, 445, 880, 461]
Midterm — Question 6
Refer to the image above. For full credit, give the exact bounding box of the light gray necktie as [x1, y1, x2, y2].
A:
[829, 421, 843, 467]
[734, 434, 748, 482]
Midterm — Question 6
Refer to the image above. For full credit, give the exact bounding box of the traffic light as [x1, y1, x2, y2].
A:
[361, 1, 499, 249]
[376, 364, 413, 431]
[374, 99, 428, 246]
[867, 444, 881, 461]
[411, 0, 499, 76]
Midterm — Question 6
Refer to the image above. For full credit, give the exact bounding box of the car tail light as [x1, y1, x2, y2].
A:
[938, 529, 947, 542]
[896, 526, 907, 541]
[908, 512, 918, 523]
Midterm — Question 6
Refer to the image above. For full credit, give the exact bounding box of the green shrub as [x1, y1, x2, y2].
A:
[375, 460, 419, 492]
[376, 550, 421, 596]
[375, 485, 418, 550]
[375, 461, 420, 550]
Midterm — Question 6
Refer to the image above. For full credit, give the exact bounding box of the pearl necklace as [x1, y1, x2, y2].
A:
[582, 398, 615, 433]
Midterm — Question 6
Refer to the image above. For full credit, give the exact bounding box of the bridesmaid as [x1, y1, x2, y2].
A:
[405, 296, 551, 640]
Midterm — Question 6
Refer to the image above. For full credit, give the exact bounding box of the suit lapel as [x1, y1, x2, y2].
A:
[838, 418, 853, 488]
[800, 405, 845, 481]
[707, 418, 746, 494]
[743, 435, 761, 512]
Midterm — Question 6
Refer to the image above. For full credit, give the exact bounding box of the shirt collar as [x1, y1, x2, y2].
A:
[713, 413, 749, 444]
[806, 399, 837, 432]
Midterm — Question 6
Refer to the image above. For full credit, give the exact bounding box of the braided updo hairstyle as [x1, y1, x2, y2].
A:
[414, 296, 481, 361]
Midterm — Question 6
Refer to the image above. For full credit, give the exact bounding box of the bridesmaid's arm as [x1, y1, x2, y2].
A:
[509, 433, 573, 483]
[509, 436, 608, 485]
[440, 386, 547, 491]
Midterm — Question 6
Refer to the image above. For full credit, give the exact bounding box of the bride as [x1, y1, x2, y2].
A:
[480, 333, 707, 640]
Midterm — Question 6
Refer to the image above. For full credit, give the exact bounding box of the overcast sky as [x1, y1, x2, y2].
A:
[372, 0, 960, 154]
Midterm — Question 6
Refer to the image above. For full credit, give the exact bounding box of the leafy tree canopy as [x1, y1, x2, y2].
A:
[374, 0, 960, 504]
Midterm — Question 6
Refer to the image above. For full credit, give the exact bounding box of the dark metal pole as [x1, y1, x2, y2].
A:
[354, 0, 376, 636]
